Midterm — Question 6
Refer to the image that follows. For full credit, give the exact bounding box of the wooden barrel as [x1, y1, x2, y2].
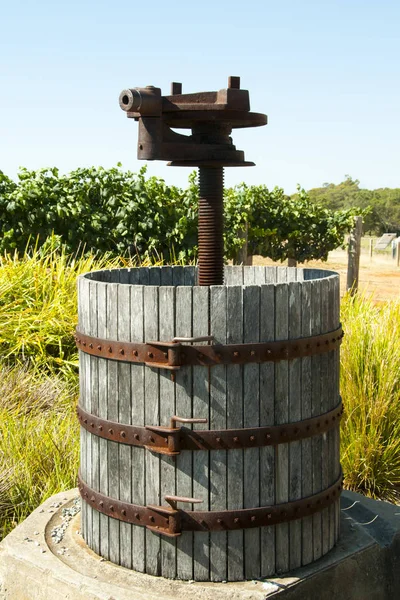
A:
[77, 266, 342, 582]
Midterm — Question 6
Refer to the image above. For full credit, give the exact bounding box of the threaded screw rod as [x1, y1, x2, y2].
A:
[198, 167, 224, 286]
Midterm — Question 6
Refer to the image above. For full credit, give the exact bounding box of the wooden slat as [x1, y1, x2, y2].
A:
[192, 286, 210, 581]
[320, 277, 330, 557]
[107, 281, 120, 565]
[130, 285, 145, 572]
[311, 279, 322, 562]
[78, 276, 87, 543]
[209, 286, 227, 582]
[333, 275, 341, 542]
[144, 285, 161, 575]
[117, 277, 132, 569]
[243, 285, 261, 579]
[260, 283, 275, 577]
[159, 285, 176, 578]
[89, 280, 100, 556]
[175, 286, 194, 580]
[288, 281, 302, 570]
[275, 280, 289, 574]
[226, 285, 244, 581]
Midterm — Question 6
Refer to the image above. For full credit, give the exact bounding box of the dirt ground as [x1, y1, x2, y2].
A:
[252, 249, 400, 302]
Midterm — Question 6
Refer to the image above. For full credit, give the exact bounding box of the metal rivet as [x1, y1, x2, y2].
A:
[251, 516, 256, 522]
[121, 431, 126, 438]
[99, 501, 104, 507]
[133, 350, 138, 357]
[317, 422, 321, 428]
[217, 518, 222, 524]
[110, 505, 114, 512]
[149, 516, 155, 523]
[326, 495, 330, 501]
[83, 341, 86, 347]
[89, 343, 93, 349]
[91, 496, 95, 502]
[325, 340, 330, 345]
[97, 345, 102, 351]
[134, 434, 139, 440]
[84, 419, 88, 424]
[90, 422, 94, 428]
[85, 492, 88, 497]
[122, 509, 126, 516]
[216, 437, 221, 443]
[250, 435, 255, 442]
[267, 513, 272, 519]
[149, 437, 155, 443]
[108, 346, 113, 353]
[119, 348, 125, 355]
[164, 352, 168, 358]
[266, 349, 272, 355]
[233, 351, 239, 358]
[250, 350, 256, 356]
[98, 425, 103, 431]
[233, 436, 239, 443]
[332, 338, 336, 343]
[109, 428, 114, 434]
[135, 513, 140, 520]
[266, 433, 271, 440]
[148, 352, 153, 358]
[234, 518, 239, 524]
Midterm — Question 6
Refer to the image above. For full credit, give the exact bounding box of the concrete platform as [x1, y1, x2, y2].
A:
[0, 488, 399, 600]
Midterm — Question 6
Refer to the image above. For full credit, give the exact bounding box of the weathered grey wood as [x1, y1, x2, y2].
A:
[288, 281, 302, 570]
[209, 286, 227, 582]
[117, 278, 132, 569]
[78, 276, 87, 543]
[301, 279, 313, 566]
[275, 281, 289, 574]
[89, 280, 100, 556]
[192, 286, 210, 581]
[320, 277, 330, 557]
[260, 284, 275, 576]
[144, 285, 161, 575]
[130, 285, 145, 572]
[107, 281, 120, 565]
[243, 285, 261, 579]
[311, 279, 322, 561]
[159, 285, 176, 578]
[175, 286, 194, 580]
[333, 274, 341, 542]
[226, 285, 244, 581]
[79, 266, 342, 581]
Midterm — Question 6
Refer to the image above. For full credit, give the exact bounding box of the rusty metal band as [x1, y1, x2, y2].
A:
[78, 471, 343, 537]
[77, 400, 343, 455]
[75, 325, 343, 370]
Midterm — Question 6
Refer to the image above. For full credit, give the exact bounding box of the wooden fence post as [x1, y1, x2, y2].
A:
[346, 216, 363, 294]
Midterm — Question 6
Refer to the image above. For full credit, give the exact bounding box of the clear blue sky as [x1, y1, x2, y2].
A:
[1, 0, 399, 193]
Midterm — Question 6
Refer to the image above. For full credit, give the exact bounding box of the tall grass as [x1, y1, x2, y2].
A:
[340, 293, 400, 502]
[0, 366, 79, 540]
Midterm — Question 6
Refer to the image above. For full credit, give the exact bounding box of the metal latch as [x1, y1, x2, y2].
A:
[146, 495, 203, 537]
[145, 415, 208, 456]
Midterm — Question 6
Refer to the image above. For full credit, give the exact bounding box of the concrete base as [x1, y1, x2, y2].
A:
[0, 489, 399, 600]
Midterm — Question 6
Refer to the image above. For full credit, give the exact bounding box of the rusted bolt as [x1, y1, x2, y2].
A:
[234, 517, 239, 524]
[249, 435, 255, 442]
[133, 350, 138, 357]
[89, 343, 93, 349]
[98, 425, 103, 431]
[217, 518, 223, 524]
[250, 350, 256, 356]
[109, 428, 114, 435]
[233, 351, 239, 358]
[233, 436, 239, 443]
[148, 352, 154, 358]
[135, 513, 140, 520]
[122, 509, 127, 516]
[91, 496, 95, 503]
[150, 437, 155, 443]
[84, 419, 88, 424]
[121, 431, 126, 438]
[119, 348, 125, 355]
[216, 437, 221, 443]
[251, 516, 256, 522]
[110, 505, 114, 512]
[99, 501, 104, 507]
[149, 516, 155, 523]
[134, 434, 139, 440]
[97, 345, 102, 351]
[108, 346, 113, 353]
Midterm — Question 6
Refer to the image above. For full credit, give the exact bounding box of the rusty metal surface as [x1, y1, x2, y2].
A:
[75, 326, 344, 368]
[77, 400, 343, 454]
[78, 471, 343, 536]
[198, 167, 224, 285]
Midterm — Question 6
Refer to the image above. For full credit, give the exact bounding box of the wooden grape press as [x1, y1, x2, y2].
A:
[76, 77, 343, 581]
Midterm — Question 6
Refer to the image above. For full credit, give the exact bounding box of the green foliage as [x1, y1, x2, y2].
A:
[340, 294, 400, 502]
[0, 165, 358, 264]
[225, 183, 359, 263]
[306, 175, 400, 235]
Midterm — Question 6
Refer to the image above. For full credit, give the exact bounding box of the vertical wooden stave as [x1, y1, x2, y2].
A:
[107, 279, 120, 565]
[144, 283, 161, 575]
[192, 286, 210, 581]
[311, 280, 322, 562]
[333, 274, 341, 542]
[209, 286, 228, 582]
[130, 284, 146, 572]
[175, 285, 194, 580]
[275, 278, 290, 574]
[320, 277, 331, 557]
[117, 274, 133, 569]
[89, 280, 100, 556]
[288, 280, 302, 570]
[78, 276, 87, 543]
[243, 284, 261, 579]
[301, 279, 313, 566]
[260, 282, 276, 577]
[226, 285, 244, 581]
